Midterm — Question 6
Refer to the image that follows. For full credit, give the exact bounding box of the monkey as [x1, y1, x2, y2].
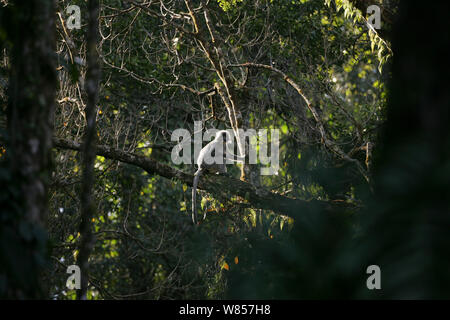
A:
[192, 130, 237, 225]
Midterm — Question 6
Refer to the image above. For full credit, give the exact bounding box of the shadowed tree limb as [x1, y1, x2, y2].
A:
[228, 62, 370, 185]
[53, 138, 354, 221]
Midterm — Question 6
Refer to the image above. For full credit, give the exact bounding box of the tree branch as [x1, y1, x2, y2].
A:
[228, 62, 370, 184]
[53, 138, 353, 221]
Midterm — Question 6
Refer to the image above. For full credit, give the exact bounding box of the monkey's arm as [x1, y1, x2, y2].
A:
[222, 141, 244, 162]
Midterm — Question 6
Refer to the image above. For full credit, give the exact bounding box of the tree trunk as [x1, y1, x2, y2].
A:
[362, 1, 450, 298]
[76, 0, 101, 300]
[0, 0, 56, 299]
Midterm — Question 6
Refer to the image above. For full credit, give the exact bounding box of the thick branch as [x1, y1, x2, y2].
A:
[53, 138, 352, 220]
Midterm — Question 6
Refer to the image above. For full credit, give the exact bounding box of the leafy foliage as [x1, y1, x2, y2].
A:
[7, 0, 438, 300]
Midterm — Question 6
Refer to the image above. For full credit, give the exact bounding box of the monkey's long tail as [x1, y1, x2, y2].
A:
[192, 168, 203, 225]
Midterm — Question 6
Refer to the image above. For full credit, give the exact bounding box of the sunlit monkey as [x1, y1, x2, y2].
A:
[192, 130, 243, 225]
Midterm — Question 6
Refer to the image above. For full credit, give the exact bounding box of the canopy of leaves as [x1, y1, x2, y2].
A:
[3, 0, 428, 300]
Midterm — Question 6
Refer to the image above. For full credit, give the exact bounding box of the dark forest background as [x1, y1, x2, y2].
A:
[0, 0, 449, 299]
